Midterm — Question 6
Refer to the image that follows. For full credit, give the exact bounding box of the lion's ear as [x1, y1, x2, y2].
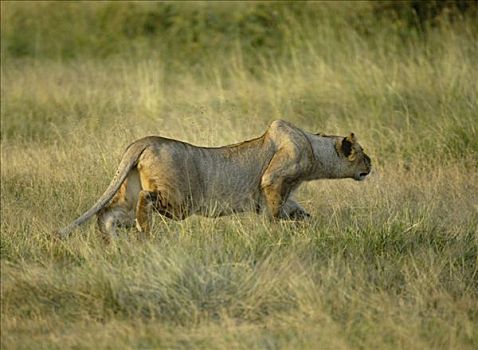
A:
[341, 137, 353, 158]
[335, 133, 357, 158]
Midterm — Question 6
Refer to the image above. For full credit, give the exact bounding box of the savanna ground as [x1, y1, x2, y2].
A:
[1, 2, 477, 349]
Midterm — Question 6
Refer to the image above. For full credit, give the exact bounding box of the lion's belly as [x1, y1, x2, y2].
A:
[194, 183, 262, 217]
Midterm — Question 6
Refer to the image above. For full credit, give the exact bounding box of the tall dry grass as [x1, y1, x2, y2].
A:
[1, 2, 477, 349]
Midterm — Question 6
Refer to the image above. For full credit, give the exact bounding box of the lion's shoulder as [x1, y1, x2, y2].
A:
[267, 119, 298, 134]
[265, 119, 312, 156]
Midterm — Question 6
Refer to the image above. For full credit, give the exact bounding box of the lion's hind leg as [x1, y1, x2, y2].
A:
[135, 190, 156, 234]
[135, 189, 188, 234]
[97, 205, 135, 242]
[97, 168, 140, 242]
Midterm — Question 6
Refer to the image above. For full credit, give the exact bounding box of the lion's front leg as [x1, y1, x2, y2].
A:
[281, 198, 311, 221]
[262, 180, 289, 219]
[262, 180, 310, 221]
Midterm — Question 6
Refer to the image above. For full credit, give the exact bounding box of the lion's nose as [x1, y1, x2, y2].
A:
[359, 172, 369, 177]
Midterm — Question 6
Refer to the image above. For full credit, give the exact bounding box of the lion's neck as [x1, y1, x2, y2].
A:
[305, 133, 343, 180]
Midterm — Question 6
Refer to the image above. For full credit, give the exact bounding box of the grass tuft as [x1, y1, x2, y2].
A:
[1, 2, 477, 349]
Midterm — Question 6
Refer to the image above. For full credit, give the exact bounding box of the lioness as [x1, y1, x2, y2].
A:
[58, 120, 371, 239]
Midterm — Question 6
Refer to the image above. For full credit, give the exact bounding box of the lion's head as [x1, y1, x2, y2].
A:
[334, 133, 372, 181]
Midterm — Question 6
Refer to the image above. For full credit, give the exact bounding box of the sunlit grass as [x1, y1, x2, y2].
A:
[1, 2, 477, 349]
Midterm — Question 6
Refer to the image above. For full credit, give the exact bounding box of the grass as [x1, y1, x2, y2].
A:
[1, 2, 478, 349]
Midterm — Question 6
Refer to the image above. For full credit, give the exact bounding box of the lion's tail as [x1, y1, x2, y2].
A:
[56, 141, 150, 239]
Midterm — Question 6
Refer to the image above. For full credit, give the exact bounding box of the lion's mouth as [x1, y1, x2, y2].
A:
[356, 172, 369, 181]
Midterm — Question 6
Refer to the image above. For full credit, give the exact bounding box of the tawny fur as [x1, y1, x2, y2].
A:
[57, 120, 371, 239]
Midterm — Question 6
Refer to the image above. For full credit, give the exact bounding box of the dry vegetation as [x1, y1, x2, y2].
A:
[1, 2, 477, 349]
